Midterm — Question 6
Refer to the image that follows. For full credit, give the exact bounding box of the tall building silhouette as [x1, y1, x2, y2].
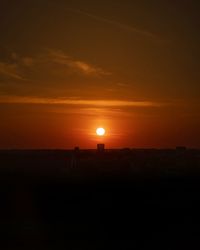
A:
[97, 144, 105, 153]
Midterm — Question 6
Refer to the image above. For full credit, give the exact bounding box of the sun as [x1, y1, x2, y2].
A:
[96, 127, 105, 136]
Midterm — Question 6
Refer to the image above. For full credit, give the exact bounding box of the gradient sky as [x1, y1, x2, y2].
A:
[0, 0, 200, 149]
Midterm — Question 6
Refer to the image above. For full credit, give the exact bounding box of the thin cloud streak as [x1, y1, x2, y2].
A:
[66, 7, 159, 40]
[0, 62, 24, 80]
[0, 95, 163, 107]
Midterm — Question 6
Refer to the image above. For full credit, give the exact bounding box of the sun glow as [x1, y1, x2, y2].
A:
[96, 127, 105, 136]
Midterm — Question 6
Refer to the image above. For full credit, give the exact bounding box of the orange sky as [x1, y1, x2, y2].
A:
[0, 0, 199, 149]
[0, 100, 200, 149]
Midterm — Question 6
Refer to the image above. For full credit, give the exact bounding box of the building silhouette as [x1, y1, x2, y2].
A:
[97, 144, 105, 153]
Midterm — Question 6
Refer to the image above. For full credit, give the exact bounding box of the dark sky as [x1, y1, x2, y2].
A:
[0, 0, 199, 148]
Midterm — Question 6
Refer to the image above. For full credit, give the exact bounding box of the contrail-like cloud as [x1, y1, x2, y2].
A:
[66, 7, 159, 40]
[0, 95, 163, 107]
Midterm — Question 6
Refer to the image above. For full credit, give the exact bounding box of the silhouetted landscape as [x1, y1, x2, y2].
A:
[1, 148, 200, 249]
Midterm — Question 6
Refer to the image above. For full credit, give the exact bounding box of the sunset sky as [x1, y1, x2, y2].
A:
[0, 0, 199, 149]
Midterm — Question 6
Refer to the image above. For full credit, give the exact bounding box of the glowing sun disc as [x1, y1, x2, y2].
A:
[96, 127, 105, 136]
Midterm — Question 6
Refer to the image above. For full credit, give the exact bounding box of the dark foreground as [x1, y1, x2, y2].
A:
[0, 149, 200, 249]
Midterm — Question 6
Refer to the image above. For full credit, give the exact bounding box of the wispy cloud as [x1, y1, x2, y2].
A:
[0, 95, 163, 107]
[46, 49, 111, 76]
[0, 62, 24, 80]
[66, 7, 159, 40]
[0, 49, 110, 83]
